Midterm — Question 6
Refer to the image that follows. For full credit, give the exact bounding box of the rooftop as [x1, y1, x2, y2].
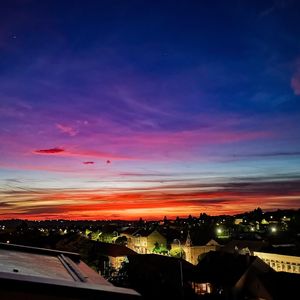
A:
[0, 242, 139, 299]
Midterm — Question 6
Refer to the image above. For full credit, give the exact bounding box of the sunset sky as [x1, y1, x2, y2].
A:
[0, 0, 300, 220]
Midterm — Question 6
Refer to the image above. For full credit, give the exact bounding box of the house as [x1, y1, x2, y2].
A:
[247, 271, 300, 300]
[193, 251, 272, 299]
[184, 237, 220, 265]
[96, 241, 137, 271]
[253, 251, 300, 274]
[119, 228, 139, 250]
[171, 232, 220, 265]
[127, 254, 195, 300]
[0, 242, 139, 299]
[222, 239, 269, 255]
[122, 229, 166, 254]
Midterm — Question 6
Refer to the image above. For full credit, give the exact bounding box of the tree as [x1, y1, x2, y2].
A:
[115, 236, 128, 246]
[152, 242, 160, 253]
[170, 247, 185, 259]
[91, 230, 101, 241]
[152, 242, 169, 255]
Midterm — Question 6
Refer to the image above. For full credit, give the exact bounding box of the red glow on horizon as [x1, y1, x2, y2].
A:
[1, 188, 298, 221]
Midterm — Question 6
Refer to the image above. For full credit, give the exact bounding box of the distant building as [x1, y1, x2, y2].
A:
[254, 251, 300, 274]
[171, 232, 220, 265]
[222, 239, 300, 274]
[0, 242, 139, 299]
[123, 229, 166, 254]
[222, 239, 269, 256]
[234, 218, 244, 225]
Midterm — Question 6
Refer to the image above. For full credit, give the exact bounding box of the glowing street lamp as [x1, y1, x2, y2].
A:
[271, 226, 277, 233]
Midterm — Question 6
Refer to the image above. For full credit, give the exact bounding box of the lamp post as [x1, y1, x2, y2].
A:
[173, 239, 184, 298]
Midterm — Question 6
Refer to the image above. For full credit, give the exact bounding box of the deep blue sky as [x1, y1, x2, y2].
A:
[0, 0, 300, 219]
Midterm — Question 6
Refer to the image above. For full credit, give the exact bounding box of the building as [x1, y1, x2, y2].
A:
[0, 242, 139, 299]
[222, 239, 300, 274]
[222, 239, 269, 255]
[193, 251, 273, 299]
[249, 271, 300, 300]
[253, 251, 300, 274]
[96, 241, 137, 271]
[171, 232, 220, 265]
[127, 254, 195, 300]
[123, 229, 166, 254]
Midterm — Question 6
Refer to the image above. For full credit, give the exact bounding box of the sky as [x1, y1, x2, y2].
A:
[0, 0, 300, 220]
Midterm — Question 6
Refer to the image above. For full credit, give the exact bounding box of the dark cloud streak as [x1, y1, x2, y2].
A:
[34, 148, 64, 154]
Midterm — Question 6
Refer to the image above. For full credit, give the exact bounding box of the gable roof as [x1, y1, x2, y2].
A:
[194, 251, 258, 286]
[133, 229, 165, 238]
[121, 227, 139, 236]
[97, 242, 137, 257]
[128, 253, 194, 279]
[258, 271, 300, 300]
[222, 240, 269, 254]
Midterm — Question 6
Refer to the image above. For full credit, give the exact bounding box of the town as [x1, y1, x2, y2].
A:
[1, 208, 299, 299]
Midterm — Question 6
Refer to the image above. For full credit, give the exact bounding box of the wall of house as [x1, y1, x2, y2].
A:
[254, 251, 300, 274]
[122, 231, 166, 254]
[183, 245, 219, 265]
[145, 231, 166, 253]
[109, 256, 126, 270]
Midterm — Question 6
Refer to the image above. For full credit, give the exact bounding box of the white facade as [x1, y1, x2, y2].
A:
[254, 251, 300, 274]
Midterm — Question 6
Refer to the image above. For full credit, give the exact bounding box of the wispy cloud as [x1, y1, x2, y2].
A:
[231, 151, 300, 159]
[56, 123, 78, 136]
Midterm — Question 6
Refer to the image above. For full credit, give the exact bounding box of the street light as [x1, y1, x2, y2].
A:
[216, 228, 222, 234]
[173, 239, 184, 299]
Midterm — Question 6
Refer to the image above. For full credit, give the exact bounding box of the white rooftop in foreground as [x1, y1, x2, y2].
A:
[0, 242, 139, 300]
[0, 249, 75, 281]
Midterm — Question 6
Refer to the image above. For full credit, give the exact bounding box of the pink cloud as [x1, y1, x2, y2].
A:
[113, 129, 271, 152]
[30, 126, 271, 163]
[69, 149, 131, 160]
[33, 147, 131, 160]
[56, 123, 78, 136]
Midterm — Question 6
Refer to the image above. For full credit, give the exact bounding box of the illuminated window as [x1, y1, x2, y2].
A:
[192, 282, 212, 295]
